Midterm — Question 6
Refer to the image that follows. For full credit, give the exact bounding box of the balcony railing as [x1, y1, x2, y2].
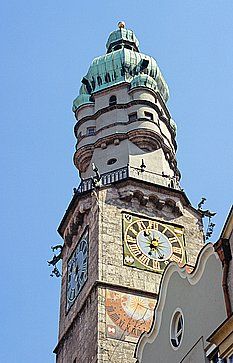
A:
[76, 165, 180, 195]
[77, 166, 129, 194]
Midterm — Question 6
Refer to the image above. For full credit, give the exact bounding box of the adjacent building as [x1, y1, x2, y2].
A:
[136, 207, 233, 363]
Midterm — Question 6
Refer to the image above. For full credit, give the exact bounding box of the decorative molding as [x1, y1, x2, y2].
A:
[74, 128, 180, 177]
[64, 200, 92, 247]
[118, 189, 184, 217]
[74, 98, 176, 149]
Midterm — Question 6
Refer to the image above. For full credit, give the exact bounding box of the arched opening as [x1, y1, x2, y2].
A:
[105, 73, 111, 83]
[97, 76, 102, 86]
[107, 158, 117, 165]
[109, 95, 117, 106]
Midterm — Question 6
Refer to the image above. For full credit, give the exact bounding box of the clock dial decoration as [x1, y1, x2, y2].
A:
[67, 228, 88, 310]
[105, 290, 155, 342]
[123, 213, 186, 273]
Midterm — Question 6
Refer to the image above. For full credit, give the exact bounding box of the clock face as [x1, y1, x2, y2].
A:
[67, 228, 88, 310]
[123, 213, 186, 273]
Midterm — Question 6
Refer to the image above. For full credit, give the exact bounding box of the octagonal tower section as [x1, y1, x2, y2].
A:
[73, 26, 180, 191]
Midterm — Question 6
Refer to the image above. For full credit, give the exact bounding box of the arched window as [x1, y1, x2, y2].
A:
[105, 73, 111, 83]
[97, 76, 102, 86]
[109, 95, 117, 106]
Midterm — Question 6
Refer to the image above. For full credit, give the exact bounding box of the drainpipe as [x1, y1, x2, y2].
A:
[214, 238, 232, 317]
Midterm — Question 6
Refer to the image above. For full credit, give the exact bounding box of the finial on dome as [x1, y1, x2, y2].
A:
[118, 21, 125, 29]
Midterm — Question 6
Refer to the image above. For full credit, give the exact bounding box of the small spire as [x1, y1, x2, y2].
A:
[118, 21, 126, 29]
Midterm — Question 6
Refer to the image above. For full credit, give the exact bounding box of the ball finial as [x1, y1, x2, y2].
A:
[118, 21, 126, 29]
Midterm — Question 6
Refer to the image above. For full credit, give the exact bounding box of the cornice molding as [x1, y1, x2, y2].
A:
[74, 98, 176, 147]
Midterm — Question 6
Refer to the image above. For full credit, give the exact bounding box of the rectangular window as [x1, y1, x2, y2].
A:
[144, 111, 153, 121]
[128, 112, 137, 122]
[87, 127, 96, 136]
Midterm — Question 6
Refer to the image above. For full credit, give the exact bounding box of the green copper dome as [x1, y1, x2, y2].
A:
[73, 26, 169, 111]
[130, 74, 158, 91]
[106, 28, 139, 52]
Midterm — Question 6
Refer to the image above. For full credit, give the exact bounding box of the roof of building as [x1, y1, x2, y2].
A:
[73, 24, 169, 111]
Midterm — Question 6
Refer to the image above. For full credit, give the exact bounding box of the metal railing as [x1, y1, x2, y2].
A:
[76, 165, 180, 195]
[77, 166, 129, 194]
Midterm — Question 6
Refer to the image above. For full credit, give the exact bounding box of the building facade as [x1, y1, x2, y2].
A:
[54, 23, 205, 363]
[135, 207, 233, 363]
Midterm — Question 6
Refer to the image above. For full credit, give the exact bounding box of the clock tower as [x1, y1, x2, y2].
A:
[54, 22, 204, 363]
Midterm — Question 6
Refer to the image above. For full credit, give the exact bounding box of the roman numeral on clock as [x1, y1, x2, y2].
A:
[138, 254, 150, 266]
[172, 246, 182, 254]
[129, 244, 141, 257]
[136, 220, 147, 231]
[148, 220, 158, 230]
[126, 235, 136, 243]
[152, 260, 161, 270]
[169, 237, 178, 244]
[170, 254, 182, 263]
[128, 225, 138, 236]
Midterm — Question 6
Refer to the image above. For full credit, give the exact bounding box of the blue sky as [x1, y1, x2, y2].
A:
[1, 1, 233, 362]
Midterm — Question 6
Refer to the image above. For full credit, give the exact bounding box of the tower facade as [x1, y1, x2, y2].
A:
[54, 23, 204, 363]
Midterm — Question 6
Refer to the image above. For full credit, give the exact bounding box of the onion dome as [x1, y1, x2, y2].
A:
[106, 26, 139, 53]
[130, 74, 158, 91]
[73, 23, 169, 111]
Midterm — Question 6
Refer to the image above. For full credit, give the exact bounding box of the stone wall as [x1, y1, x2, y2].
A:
[96, 181, 204, 363]
[56, 287, 98, 363]
[55, 179, 204, 362]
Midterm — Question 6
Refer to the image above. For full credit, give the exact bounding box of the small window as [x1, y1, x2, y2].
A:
[170, 310, 184, 349]
[97, 76, 102, 86]
[107, 158, 117, 165]
[86, 127, 95, 136]
[91, 77, 96, 91]
[105, 73, 111, 83]
[109, 95, 117, 106]
[145, 111, 153, 121]
[128, 112, 137, 122]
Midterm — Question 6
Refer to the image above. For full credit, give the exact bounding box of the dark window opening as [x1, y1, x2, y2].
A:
[145, 111, 154, 121]
[128, 112, 137, 122]
[113, 45, 122, 51]
[105, 73, 111, 83]
[150, 69, 154, 77]
[107, 158, 117, 165]
[87, 127, 96, 136]
[109, 95, 117, 106]
[125, 44, 132, 50]
[169, 180, 174, 189]
[91, 77, 96, 91]
[97, 76, 102, 86]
